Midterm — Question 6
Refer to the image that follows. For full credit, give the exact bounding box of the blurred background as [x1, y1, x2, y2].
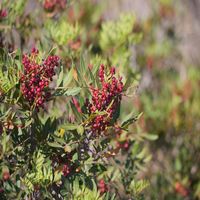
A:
[101, 0, 200, 199]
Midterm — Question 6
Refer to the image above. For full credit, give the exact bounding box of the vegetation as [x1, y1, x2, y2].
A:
[0, 0, 199, 199]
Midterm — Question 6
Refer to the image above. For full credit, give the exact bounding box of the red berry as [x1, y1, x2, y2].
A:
[98, 179, 108, 194]
[0, 9, 7, 19]
[175, 182, 188, 197]
[123, 141, 129, 149]
[43, 0, 66, 12]
[20, 48, 60, 110]
[3, 171, 10, 181]
[62, 164, 70, 176]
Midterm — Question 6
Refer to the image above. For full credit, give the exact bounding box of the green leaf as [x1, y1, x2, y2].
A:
[54, 171, 62, 182]
[57, 66, 64, 87]
[47, 142, 63, 148]
[18, 127, 23, 136]
[142, 133, 158, 141]
[175, 158, 182, 171]
[136, 148, 147, 159]
[85, 176, 94, 190]
[88, 67, 95, 84]
[63, 68, 73, 87]
[79, 56, 86, 76]
[129, 179, 149, 195]
[25, 119, 33, 128]
[64, 87, 81, 96]
[121, 112, 143, 128]
[70, 101, 82, 122]
[129, 32, 143, 44]
[77, 125, 84, 135]
[60, 123, 78, 131]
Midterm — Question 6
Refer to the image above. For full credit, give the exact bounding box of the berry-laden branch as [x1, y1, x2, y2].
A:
[20, 48, 60, 111]
[85, 64, 124, 135]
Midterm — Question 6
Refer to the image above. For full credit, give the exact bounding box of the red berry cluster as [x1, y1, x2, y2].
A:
[43, 0, 66, 11]
[62, 164, 71, 176]
[20, 48, 60, 110]
[85, 65, 123, 134]
[117, 140, 130, 150]
[2, 171, 10, 181]
[0, 9, 7, 20]
[98, 179, 108, 194]
[175, 182, 188, 197]
[115, 128, 130, 150]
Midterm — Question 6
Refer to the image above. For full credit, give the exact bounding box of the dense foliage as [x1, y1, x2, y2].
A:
[0, 0, 199, 199]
